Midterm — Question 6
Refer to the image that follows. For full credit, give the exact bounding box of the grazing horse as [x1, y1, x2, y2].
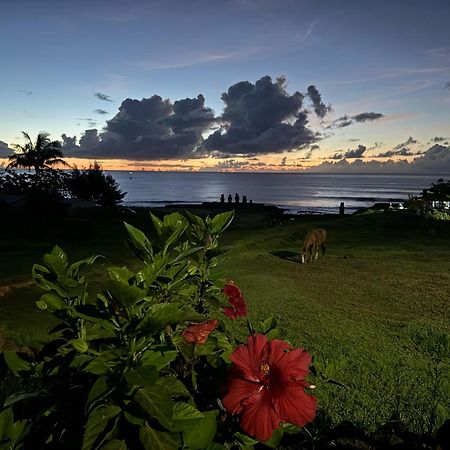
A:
[300, 228, 327, 263]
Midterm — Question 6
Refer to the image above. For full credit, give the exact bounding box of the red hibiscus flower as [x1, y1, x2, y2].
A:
[182, 319, 219, 345]
[222, 282, 248, 319]
[222, 334, 316, 441]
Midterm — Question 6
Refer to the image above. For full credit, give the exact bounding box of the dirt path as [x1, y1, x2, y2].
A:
[0, 279, 34, 297]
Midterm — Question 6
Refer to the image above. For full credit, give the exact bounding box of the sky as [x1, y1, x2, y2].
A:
[0, 0, 449, 172]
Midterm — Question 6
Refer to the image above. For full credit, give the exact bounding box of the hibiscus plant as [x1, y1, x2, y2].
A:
[1, 211, 316, 449]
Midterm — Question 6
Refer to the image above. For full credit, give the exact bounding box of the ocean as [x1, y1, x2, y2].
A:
[108, 171, 444, 214]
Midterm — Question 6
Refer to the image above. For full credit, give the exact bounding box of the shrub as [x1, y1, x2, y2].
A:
[0, 211, 317, 449]
[66, 162, 125, 207]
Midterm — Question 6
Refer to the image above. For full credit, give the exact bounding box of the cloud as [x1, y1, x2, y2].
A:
[375, 148, 419, 158]
[296, 20, 319, 41]
[328, 112, 384, 128]
[431, 136, 447, 143]
[306, 85, 332, 118]
[0, 140, 11, 152]
[18, 89, 32, 96]
[393, 136, 417, 151]
[280, 156, 287, 166]
[95, 92, 113, 102]
[330, 144, 367, 160]
[64, 94, 215, 160]
[203, 75, 318, 156]
[348, 138, 360, 142]
[444, 82, 450, 90]
[352, 112, 384, 122]
[309, 144, 450, 173]
[94, 109, 109, 115]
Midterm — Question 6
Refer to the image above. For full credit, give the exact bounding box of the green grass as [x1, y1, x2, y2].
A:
[0, 209, 449, 435]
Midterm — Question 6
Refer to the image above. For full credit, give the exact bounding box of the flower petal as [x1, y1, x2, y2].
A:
[240, 388, 280, 442]
[270, 341, 311, 381]
[223, 305, 238, 319]
[231, 334, 269, 382]
[223, 283, 243, 299]
[272, 381, 317, 427]
[223, 370, 262, 414]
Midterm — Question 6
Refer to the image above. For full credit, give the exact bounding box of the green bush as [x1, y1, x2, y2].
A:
[0, 211, 317, 449]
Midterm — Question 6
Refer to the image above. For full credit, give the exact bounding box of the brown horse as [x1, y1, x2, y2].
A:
[300, 228, 327, 263]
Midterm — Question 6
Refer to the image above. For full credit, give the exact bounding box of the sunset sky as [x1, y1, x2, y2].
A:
[1, 0, 449, 172]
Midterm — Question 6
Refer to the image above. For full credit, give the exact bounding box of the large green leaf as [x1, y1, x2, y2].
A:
[124, 366, 158, 389]
[100, 440, 127, 450]
[4, 352, 31, 376]
[155, 376, 190, 398]
[43, 245, 69, 276]
[134, 387, 173, 430]
[36, 292, 66, 311]
[211, 211, 234, 234]
[172, 402, 204, 422]
[182, 410, 218, 449]
[86, 376, 114, 412]
[108, 279, 145, 308]
[137, 303, 203, 332]
[140, 350, 177, 371]
[82, 405, 121, 450]
[0, 408, 13, 442]
[124, 222, 153, 262]
[139, 422, 180, 450]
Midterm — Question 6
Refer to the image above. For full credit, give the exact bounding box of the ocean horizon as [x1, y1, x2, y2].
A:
[106, 171, 444, 214]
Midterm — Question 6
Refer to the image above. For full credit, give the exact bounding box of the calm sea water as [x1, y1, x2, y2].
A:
[108, 171, 443, 214]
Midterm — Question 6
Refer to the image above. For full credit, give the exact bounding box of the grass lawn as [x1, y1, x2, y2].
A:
[0, 208, 449, 435]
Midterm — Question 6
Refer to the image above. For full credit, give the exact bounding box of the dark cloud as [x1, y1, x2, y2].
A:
[61, 134, 77, 150]
[203, 75, 317, 156]
[18, 89, 32, 96]
[64, 94, 215, 160]
[329, 144, 367, 160]
[280, 156, 287, 166]
[309, 144, 450, 173]
[444, 82, 450, 90]
[431, 136, 447, 143]
[328, 112, 384, 129]
[352, 112, 384, 122]
[348, 138, 360, 142]
[95, 92, 113, 102]
[94, 109, 109, 115]
[0, 140, 11, 152]
[393, 136, 417, 151]
[375, 148, 417, 158]
[306, 85, 331, 118]
[368, 141, 384, 150]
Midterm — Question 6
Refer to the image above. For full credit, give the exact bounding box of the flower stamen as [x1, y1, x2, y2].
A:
[260, 362, 270, 376]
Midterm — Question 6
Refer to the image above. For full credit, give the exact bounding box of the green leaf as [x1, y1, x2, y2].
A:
[86, 376, 114, 412]
[4, 352, 31, 376]
[172, 402, 204, 421]
[124, 222, 153, 262]
[82, 405, 121, 450]
[108, 279, 145, 308]
[43, 246, 69, 276]
[182, 410, 218, 449]
[139, 422, 180, 450]
[0, 408, 13, 442]
[263, 427, 284, 448]
[156, 376, 190, 397]
[100, 440, 127, 450]
[36, 292, 66, 311]
[70, 338, 89, 353]
[137, 303, 202, 332]
[134, 387, 173, 430]
[124, 366, 158, 389]
[211, 211, 234, 234]
[150, 212, 163, 236]
[3, 391, 41, 408]
[141, 350, 177, 371]
[259, 316, 277, 334]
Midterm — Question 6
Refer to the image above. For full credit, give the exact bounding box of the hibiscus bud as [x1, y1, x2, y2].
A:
[182, 319, 219, 345]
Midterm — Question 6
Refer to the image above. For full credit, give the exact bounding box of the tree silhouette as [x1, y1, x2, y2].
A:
[7, 132, 67, 171]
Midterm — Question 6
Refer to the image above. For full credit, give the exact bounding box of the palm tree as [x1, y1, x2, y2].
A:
[7, 132, 68, 171]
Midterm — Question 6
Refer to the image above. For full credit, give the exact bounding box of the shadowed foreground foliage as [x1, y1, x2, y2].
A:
[0, 208, 449, 448]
